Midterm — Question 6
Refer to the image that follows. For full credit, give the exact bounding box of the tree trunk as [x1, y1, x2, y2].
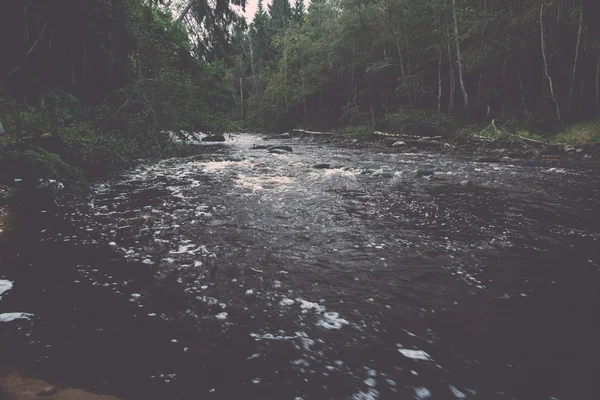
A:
[518, 67, 529, 119]
[540, 4, 562, 124]
[438, 49, 443, 113]
[452, 0, 469, 109]
[177, 0, 195, 23]
[568, 7, 583, 112]
[240, 76, 243, 118]
[447, 44, 455, 113]
[596, 55, 600, 111]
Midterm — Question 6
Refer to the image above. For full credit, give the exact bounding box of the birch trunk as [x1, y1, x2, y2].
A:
[540, 4, 562, 124]
[452, 0, 469, 109]
[568, 8, 583, 112]
[438, 49, 443, 113]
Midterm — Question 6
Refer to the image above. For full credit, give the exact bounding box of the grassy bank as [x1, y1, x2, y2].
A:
[0, 84, 233, 194]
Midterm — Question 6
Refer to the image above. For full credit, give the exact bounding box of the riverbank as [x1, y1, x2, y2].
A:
[282, 128, 600, 170]
[0, 370, 121, 400]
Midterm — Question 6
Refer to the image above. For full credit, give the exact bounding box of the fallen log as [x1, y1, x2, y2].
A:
[291, 129, 335, 135]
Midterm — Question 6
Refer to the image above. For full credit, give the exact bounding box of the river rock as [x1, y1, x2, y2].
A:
[252, 145, 271, 150]
[202, 135, 226, 142]
[266, 133, 291, 140]
[415, 169, 435, 177]
[576, 148, 584, 153]
[269, 145, 293, 152]
[460, 180, 473, 187]
[269, 149, 289, 155]
[0, 120, 4, 136]
[392, 141, 406, 147]
[474, 156, 501, 163]
[312, 163, 331, 169]
[583, 154, 592, 160]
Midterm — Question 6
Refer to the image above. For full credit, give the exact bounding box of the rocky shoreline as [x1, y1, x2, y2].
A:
[262, 129, 600, 170]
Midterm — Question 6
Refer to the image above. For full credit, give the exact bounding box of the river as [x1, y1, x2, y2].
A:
[1, 133, 599, 400]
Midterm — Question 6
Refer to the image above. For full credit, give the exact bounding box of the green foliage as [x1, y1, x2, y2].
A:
[552, 120, 600, 145]
[0, 146, 84, 190]
[381, 109, 458, 137]
[19, 103, 50, 135]
[335, 125, 374, 136]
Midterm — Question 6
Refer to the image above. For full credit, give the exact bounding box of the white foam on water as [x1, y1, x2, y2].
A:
[0, 312, 33, 322]
[316, 312, 349, 330]
[296, 298, 325, 313]
[279, 298, 295, 306]
[216, 312, 228, 320]
[250, 333, 297, 341]
[414, 387, 432, 399]
[449, 385, 466, 398]
[363, 377, 377, 387]
[351, 388, 380, 400]
[0, 280, 13, 297]
[397, 345, 432, 361]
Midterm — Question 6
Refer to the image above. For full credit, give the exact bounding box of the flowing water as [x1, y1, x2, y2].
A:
[1, 134, 599, 400]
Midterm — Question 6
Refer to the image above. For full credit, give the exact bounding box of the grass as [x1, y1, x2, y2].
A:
[334, 124, 374, 136]
[455, 119, 600, 146]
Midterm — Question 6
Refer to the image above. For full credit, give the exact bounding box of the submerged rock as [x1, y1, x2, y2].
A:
[251, 145, 271, 150]
[312, 163, 331, 169]
[415, 169, 435, 177]
[474, 156, 501, 163]
[265, 133, 291, 140]
[202, 135, 226, 142]
[392, 141, 407, 147]
[269, 149, 290, 155]
[269, 145, 293, 152]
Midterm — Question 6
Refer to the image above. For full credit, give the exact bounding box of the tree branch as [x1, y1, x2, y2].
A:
[0, 23, 48, 84]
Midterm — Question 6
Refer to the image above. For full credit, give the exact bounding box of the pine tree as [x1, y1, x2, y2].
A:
[292, 0, 305, 23]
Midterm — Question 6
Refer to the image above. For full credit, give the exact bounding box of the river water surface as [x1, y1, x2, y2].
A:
[1, 134, 599, 400]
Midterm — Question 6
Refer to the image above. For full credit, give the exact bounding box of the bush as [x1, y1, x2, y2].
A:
[0, 146, 85, 190]
[380, 108, 458, 137]
[552, 120, 600, 145]
[335, 125, 374, 135]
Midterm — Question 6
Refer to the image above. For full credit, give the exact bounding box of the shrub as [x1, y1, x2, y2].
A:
[0, 146, 84, 190]
[380, 108, 458, 137]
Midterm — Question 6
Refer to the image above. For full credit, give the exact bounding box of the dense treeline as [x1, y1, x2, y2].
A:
[232, 0, 600, 135]
[0, 0, 243, 189]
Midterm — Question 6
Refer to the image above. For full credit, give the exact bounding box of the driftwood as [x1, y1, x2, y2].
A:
[374, 130, 443, 140]
[291, 129, 335, 135]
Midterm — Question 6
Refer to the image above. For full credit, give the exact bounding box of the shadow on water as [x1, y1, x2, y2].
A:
[1, 135, 600, 399]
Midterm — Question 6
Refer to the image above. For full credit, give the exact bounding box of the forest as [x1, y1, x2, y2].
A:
[233, 0, 600, 135]
[0, 0, 243, 188]
[1, 0, 600, 189]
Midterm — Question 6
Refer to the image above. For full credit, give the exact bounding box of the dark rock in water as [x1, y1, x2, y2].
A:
[526, 159, 537, 167]
[0, 120, 5, 135]
[583, 154, 593, 160]
[269, 145, 293, 152]
[312, 163, 331, 169]
[269, 149, 289, 155]
[415, 169, 435, 177]
[252, 145, 271, 150]
[202, 135, 226, 142]
[474, 156, 501, 163]
[460, 180, 474, 187]
[265, 133, 291, 140]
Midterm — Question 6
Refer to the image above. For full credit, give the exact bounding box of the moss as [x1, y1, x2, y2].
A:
[0, 146, 85, 191]
[550, 120, 600, 145]
[334, 125, 374, 135]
